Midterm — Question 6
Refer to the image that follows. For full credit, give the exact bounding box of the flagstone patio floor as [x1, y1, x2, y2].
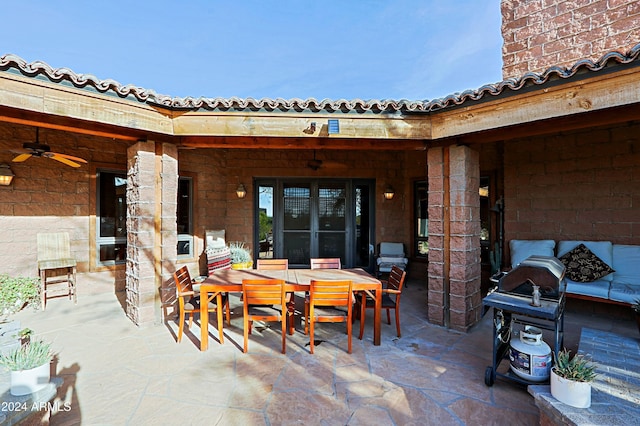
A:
[3, 277, 638, 425]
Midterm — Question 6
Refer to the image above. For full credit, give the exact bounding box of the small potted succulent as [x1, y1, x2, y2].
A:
[550, 348, 597, 408]
[228, 242, 253, 270]
[0, 337, 54, 396]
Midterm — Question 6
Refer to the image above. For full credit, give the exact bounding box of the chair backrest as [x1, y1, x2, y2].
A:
[242, 279, 285, 306]
[205, 230, 226, 250]
[387, 265, 407, 292]
[379, 242, 405, 257]
[174, 265, 193, 296]
[310, 280, 353, 307]
[256, 259, 289, 270]
[310, 258, 341, 269]
[37, 232, 72, 261]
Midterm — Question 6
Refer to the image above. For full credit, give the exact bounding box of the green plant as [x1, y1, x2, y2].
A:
[0, 274, 40, 320]
[228, 242, 252, 264]
[0, 338, 53, 371]
[553, 348, 597, 383]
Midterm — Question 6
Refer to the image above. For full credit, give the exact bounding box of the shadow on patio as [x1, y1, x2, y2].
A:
[4, 276, 638, 425]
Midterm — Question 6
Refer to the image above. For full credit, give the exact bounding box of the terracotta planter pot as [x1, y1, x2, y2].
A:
[10, 362, 50, 396]
[550, 369, 591, 408]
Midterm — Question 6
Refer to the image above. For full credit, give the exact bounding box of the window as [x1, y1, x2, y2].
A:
[415, 180, 428, 257]
[97, 170, 127, 265]
[177, 176, 193, 258]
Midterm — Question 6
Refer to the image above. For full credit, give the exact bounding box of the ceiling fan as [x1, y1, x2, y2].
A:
[307, 151, 347, 171]
[12, 128, 87, 168]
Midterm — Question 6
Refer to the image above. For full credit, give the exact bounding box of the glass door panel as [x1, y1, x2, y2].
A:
[317, 182, 347, 263]
[283, 183, 311, 265]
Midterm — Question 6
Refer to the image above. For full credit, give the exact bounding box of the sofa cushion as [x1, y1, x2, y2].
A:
[557, 241, 614, 282]
[612, 244, 640, 285]
[558, 243, 615, 283]
[509, 240, 556, 268]
[608, 282, 640, 304]
[566, 279, 611, 300]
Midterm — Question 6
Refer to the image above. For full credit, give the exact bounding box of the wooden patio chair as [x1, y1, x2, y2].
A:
[174, 265, 229, 343]
[358, 265, 406, 339]
[307, 279, 354, 354]
[242, 279, 288, 354]
[256, 258, 289, 270]
[37, 232, 77, 310]
[310, 258, 341, 269]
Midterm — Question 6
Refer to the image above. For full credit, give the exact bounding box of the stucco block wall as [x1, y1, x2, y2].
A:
[503, 122, 640, 257]
[501, 0, 640, 79]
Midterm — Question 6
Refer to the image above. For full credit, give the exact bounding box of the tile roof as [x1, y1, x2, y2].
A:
[1, 43, 639, 114]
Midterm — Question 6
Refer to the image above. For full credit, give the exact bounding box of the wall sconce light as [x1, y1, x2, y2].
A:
[0, 164, 14, 186]
[383, 185, 395, 200]
[328, 119, 340, 134]
[236, 183, 247, 199]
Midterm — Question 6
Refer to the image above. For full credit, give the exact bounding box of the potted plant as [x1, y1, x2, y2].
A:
[550, 348, 597, 408]
[229, 242, 253, 270]
[632, 299, 640, 334]
[0, 338, 53, 396]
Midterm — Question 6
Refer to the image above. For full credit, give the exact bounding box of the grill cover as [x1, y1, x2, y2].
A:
[499, 255, 566, 300]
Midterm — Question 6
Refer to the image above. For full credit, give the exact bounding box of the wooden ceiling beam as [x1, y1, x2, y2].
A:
[179, 136, 427, 150]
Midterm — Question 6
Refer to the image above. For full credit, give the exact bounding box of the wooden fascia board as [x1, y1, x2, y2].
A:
[0, 71, 174, 138]
[429, 67, 640, 140]
[172, 111, 429, 140]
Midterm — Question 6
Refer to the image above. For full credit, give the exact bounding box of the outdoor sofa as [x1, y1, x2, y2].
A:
[508, 239, 640, 305]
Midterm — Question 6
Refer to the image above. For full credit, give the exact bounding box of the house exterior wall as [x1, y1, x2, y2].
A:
[1, 121, 418, 308]
[501, 0, 640, 79]
[502, 121, 640, 262]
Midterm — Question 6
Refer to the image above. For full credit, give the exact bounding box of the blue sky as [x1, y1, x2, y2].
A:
[2, 1, 503, 101]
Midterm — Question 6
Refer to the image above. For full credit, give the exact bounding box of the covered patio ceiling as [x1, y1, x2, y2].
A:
[1, 51, 640, 149]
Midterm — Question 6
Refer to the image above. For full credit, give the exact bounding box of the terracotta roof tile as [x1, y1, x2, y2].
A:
[2, 43, 639, 114]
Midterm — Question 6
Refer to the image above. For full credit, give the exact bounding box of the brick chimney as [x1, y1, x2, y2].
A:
[501, 0, 640, 80]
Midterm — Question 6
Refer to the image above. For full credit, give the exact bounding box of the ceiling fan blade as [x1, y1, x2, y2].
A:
[49, 152, 87, 163]
[49, 154, 82, 168]
[12, 153, 32, 162]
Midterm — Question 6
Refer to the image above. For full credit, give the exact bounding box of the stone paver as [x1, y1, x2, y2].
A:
[2, 280, 637, 425]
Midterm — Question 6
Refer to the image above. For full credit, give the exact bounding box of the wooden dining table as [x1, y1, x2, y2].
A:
[199, 268, 382, 351]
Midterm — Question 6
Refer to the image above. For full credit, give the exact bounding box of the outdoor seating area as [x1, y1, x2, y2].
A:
[5, 277, 638, 425]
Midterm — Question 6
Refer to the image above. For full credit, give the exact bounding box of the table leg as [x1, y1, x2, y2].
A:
[373, 288, 381, 345]
[216, 293, 225, 344]
[200, 292, 208, 351]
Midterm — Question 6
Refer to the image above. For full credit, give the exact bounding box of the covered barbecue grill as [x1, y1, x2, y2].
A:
[483, 255, 566, 387]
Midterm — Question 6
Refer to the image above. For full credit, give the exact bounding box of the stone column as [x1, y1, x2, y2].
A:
[427, 145, 482, 331]
[125, 141, 178, 327]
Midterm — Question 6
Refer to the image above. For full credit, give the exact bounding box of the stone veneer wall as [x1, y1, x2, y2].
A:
[125, 141, 178, 326]
[501, 0, 640, 79]
[427, 145, 482, 331]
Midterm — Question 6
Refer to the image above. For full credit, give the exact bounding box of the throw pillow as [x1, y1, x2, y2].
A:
[558, 243, 615, 282]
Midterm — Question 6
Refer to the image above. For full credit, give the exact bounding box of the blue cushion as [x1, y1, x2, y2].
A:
[565, 279, 611, 299]
[608, 282, 640, 304]
[509, 240, 555, 268]
[557, 241, 614, 282]
[612, 244, 640, 285]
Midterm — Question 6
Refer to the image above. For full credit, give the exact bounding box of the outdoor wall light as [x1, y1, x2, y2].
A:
[236, 183, 247, 199]
[383, 185, 395, 200]
[328, 119, 340, 134]
[0, 164, 14, 186]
